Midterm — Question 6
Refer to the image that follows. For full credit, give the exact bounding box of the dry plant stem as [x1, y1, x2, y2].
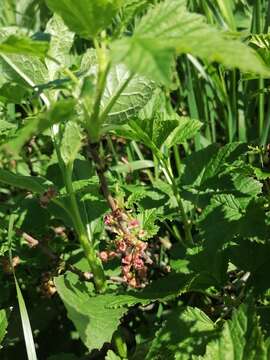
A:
[88, 142, 117, 211]
[88, 142, 131, 236]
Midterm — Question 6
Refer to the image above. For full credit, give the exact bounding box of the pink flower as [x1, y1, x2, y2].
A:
[128, 219, 140, 228]
[104, 214, 114, 225]
[133, 255, 144, 270]
[108, 251, 117, 259]
[122, 254, 132, 265]
[117, 240, 127, 253]
[136, 241, 147, 252]
[99, 251, 108, 262]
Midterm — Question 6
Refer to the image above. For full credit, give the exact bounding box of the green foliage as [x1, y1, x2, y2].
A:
[0, 169, 52, 194]
[54, 273, 127, 351]
[0, 309, 9, 348]
[45, 14, 74, 80]
[60, 122, 83, 166]
[146, 307, 216, 360]
[45, 0, 123, 39]
[0, 35, 49, 57]
[4, 99, 76, 153]
[0, 0, 270, 358]
[112, 0, 269, 85]
[197, 303, 269, 360]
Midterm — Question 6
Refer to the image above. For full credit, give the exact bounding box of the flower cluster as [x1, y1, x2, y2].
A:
[100, 209, 152, 288]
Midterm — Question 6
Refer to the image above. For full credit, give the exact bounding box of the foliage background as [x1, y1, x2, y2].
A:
[0, 0, 270, 359]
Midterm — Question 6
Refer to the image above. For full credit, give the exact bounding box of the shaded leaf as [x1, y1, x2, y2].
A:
[107, 273, 193, 308]
[146, 307, 216, 360]
[197, 302, 268, 360]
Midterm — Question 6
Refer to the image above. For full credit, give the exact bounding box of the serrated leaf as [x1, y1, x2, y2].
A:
[200, 142, 246, 187]
[137, 208, 161, 238]
[197, 303, 268, 360]
[114, 115, 200, 150]
[229, 240, 270, 294]
[107, 273, 193, 309]
[81, 53, 155, 125]
[182, 142, 246, 188]
[54, 273, 127, 351]
[119, 0, 151, 30]
[60, 122, 83, 166]
[0, 27, 48, 87]
[146, 307, 216, 360]
[164, 117, 202, 148]
[0, 35, 49, 57]
[45, 14, 74, 80]
[46, 0, 123, 39]
[112, 0, 269, 85]
[102, 64, 154, 124]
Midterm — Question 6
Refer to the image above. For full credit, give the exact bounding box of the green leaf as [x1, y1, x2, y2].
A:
[105, 350, 121, 360]
[102, 64, 154, 124]
[112, 0, 269, 85]
[107, 273, 193, 309]
[0, 169, 52, 194]
[146, 307, 216, 360]
[229, 241, 270, 294]
[0, 82, 28, 103]
[81, 53, 154, 125]
[8, 214, 37, 360]
[0, 35, 49, 57]
[60, 122, 83, 166]
[0, 309, 9, 348]
[119, 0, 151, 30]
[164, 117, 202, 148]
[182, 142, 246, 188]
[114, 116, 201, 150]
[112, 160, 154, 173]
[3, 99, 76, 153]
[45, 14, 74, 80]
[197, 302, 268, 360]
[14, 276, 38, 360]
[46, 0, 123, 39]
[54, 273, 127, 351]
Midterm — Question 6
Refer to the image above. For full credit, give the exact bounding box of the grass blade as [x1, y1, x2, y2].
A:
[8, 215, 38, 360]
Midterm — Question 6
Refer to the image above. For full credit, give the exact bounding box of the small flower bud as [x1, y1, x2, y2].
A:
[99, 251, 109, 262]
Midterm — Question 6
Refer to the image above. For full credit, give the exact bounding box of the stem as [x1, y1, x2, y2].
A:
[64, 164, 107, 292]
[158, 154, 193, 245]
[88, 143, 117, 211]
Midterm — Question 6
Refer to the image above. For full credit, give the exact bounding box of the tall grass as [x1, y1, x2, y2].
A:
[179, 0, 270, 146]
